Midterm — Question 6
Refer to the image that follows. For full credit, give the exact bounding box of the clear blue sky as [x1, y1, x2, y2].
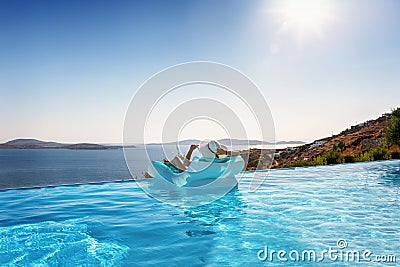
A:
[1, 0, 400, 143]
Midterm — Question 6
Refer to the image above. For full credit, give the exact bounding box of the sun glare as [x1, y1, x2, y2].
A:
[283, 0, 328, 28]
[270, 0, 332, 41]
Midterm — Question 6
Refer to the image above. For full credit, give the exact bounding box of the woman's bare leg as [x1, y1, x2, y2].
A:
[171, 156, 187, 171]
[170, 145, 199, 171]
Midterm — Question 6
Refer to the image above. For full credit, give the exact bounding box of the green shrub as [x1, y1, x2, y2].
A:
[288, 146, 397, 168]
[391, 151, 400, 159]
[343, 154, 355, 163]
[355, 151, 373, 162]
[392, 107, 400, 117]
[324, 150, 344, 164]
[338, 141, 345, 151]
[290, 161, 306, 167]
[289, 155, 327, 167]
[385, 108, 400, 146]
[312, 155, 327, 165]
[370, 147, 390, 160]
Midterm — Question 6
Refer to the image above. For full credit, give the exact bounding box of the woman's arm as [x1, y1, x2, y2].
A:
[227, 151, 240, 156]
[226, 150, 249, 157]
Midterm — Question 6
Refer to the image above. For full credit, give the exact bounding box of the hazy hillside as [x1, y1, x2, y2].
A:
[3, 139, 64, 148]
[147, 139, 305, 146]
[0, 139, 122, 150]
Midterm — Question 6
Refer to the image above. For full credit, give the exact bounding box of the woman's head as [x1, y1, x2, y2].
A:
[199, 140, 228, 158]
[216, 145, 228, 155]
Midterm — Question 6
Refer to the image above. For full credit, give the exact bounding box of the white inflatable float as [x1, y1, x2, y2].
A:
[148, 156, 245, 187]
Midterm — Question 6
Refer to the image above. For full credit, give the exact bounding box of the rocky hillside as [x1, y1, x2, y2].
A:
[271, 112, 399, 168]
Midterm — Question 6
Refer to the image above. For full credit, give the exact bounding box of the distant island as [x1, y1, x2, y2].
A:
[0, 139, 130, 150]
[147, 139, 305, 146]
[0, 138, 304, 150]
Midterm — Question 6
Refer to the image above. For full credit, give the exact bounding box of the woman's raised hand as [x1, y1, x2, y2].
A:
[190, 144, 199, 151]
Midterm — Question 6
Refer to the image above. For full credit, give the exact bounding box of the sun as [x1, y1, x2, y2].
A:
[270, 0, 333, 41]
[282, 0, 329, 28]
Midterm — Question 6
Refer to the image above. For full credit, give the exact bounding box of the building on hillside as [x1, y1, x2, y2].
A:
[310, 141, 326, 149]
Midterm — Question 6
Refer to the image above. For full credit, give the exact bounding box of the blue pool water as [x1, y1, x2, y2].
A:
[1, 159, 399, 266]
